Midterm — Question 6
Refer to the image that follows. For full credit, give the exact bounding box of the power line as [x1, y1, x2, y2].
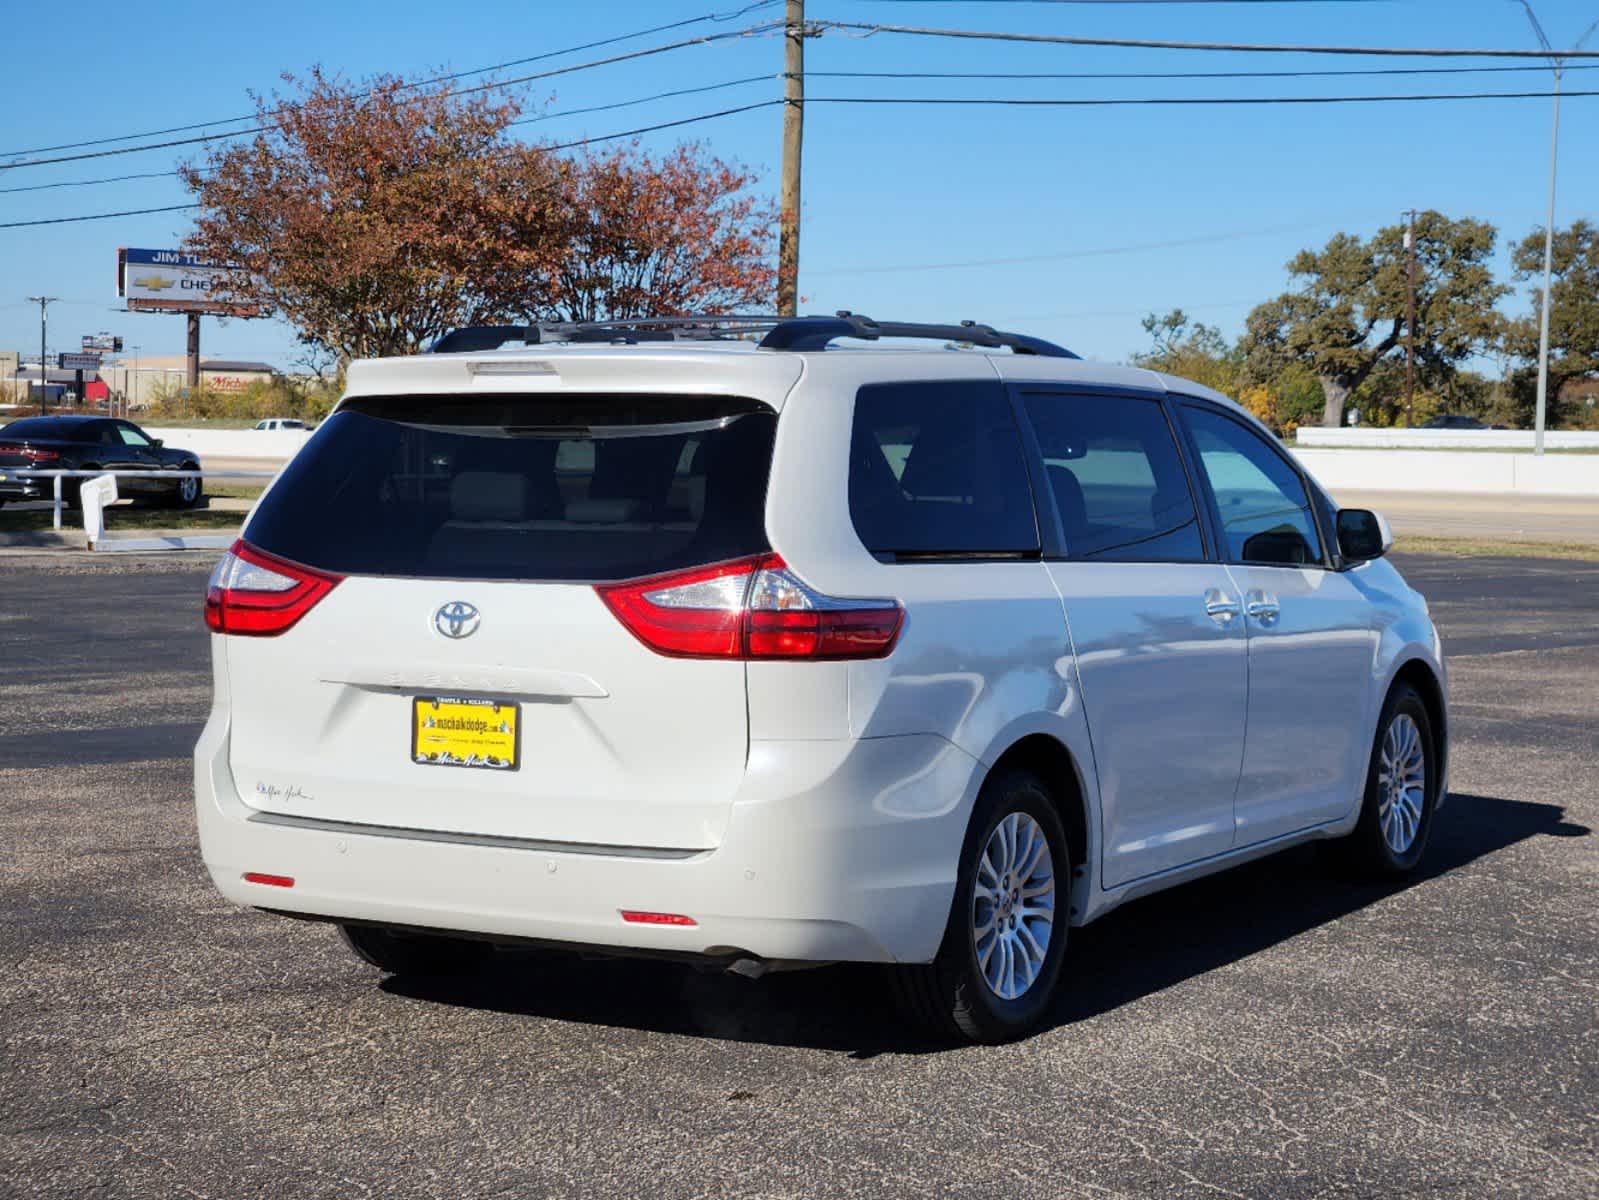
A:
[0, 168, 179, 196]
[17, 53, 1591, 197]
[819, 19, 1599, 57]
[990, 299, 1264, 323]
[10, 12, 1584, 174]
[0, 103, 781, 229]
[0, 1, 780, 160]
[0, 204, 199, 230]
[0, 22, 783, 172]
[805, 217, 1380, 275]
[7, 81, 1597, 204]
[807, 87, 1599, 106]
[540, 100, 779, 151]
[862, 0, 1391, 4]
[810, 62, 1599, 80]
[511, 74, 773, 126]
[1, 77, 777, 196]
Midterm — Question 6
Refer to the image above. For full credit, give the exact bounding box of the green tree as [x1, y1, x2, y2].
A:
[1504, 219, 1599, 429]
[1131, 309, 1241, 394]
[1240, 213, 1507, 427]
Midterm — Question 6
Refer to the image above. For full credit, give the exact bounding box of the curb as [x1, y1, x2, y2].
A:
[0, 530, 86, 550]
[0, 527, 241, 553]
[91, 533, 238, 553]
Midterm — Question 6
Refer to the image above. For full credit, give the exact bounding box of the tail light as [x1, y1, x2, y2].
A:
[596, 554, 903, 661]
[204, 539, 342, 636]
[0, 444, 60, 461]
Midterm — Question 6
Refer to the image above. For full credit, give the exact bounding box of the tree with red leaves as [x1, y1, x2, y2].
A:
[182, 70, 776, 362]
[525, 144, 777, 322]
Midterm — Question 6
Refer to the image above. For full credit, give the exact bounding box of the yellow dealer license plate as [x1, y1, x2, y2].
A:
[411, 696, 520, 771]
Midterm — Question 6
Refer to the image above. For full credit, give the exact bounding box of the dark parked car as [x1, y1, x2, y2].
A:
[0, 416, 202, 508]
[1420, 414, 1493, 430]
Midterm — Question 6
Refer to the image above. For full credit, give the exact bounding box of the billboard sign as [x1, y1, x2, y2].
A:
[203, 373, 258, 394]
[82, 334, 123, 352]
[59, 352, 102, 371]
[118, 248, 256, 316]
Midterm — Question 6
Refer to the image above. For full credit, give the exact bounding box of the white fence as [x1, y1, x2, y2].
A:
[1296, 427, 1599, 450]
[1291, 449, 1599, 496]
[7, 468, 268, 551]
[150, 426, 314, 461]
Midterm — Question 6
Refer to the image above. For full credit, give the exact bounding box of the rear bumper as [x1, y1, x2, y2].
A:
[0, 475, 49, 499]
[194, 713, 979, 965]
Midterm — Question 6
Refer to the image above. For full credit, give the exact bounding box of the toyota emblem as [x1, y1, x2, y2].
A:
[433, 601, 481, 640]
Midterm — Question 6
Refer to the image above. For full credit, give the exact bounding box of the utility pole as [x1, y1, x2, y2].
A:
[1404, 211, 1418, 428]
[1513, 4, 1599, 455]
[1533, 66, 1560, 455]
[778, 0, 806, 318]
[186, 313, 201, 390]
[26, 296, 57, 416]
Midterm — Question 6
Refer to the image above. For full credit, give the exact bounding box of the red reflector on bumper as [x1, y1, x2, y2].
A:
[242, 872, 295, 888]
[620, 910, 697, 927]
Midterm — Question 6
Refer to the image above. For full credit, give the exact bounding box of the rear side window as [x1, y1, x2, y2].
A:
[1182, 405, 1323, 566]
[1, 418, 97, 443]
[849, 381, 1039, 559]
[244, 394, 776, 582]
[1022, 392, 1205, 562]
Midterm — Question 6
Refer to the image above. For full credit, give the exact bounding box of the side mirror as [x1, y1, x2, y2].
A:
[150, 437, 164, 448]
[1337, 508, 1393, 561]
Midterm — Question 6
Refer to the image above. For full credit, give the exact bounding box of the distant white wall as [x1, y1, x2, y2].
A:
[153, 427, 314, 462]
[157, 425, 1599, 496]
[1296, 427, 1599, 450]
[1293, 448, 1599, 496]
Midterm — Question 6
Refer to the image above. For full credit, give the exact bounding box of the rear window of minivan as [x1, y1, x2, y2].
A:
[244, 394, 776, 582]
[848, 380, 1040, 559]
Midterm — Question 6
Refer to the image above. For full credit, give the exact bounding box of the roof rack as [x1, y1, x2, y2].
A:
[760, 312, 1077, 358]
[428, 313, 1077, 359]
[429, 317, 779, 355]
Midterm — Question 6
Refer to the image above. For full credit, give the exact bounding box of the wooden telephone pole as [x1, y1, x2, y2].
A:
[777, 0, 806, 317]
[186, 313, 201, 390]
[26, 295, 57, 415]
[1403, 210, 1418, 428]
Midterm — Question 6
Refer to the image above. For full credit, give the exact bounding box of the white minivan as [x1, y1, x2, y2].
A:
[195, 315, 1446, 1042]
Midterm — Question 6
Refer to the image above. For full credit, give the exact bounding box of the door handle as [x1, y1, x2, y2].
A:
[1245, 592, 1281, 624]
[1203, 590, 1240, 625]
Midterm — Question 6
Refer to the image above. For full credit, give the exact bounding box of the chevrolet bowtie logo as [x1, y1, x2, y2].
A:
[133, 273, 176, 290]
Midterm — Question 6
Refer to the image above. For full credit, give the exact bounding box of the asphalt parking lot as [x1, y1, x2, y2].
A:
[1, 551, 1595, 1199]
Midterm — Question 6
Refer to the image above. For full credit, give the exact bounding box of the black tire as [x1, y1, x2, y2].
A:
[339, 923, 493, 977]
[892, 768, 1071, 1044]
[169, 464, 203, 509]
[1332, 683, 1438, 880]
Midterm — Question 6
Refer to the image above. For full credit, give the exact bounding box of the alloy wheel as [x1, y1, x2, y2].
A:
[1377, 712, 1427, 855]
[972, 811, 1056, 1000]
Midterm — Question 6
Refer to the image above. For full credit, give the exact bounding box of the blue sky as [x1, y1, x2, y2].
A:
[1, 0, 1595, 370]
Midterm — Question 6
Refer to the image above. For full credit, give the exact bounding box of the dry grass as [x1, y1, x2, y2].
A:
[0, 506, 242, 533]
[1396, 536, 1599, 562]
